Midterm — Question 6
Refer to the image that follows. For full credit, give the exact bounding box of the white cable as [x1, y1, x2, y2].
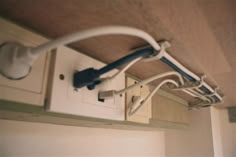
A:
[0, 26, 161, 79]
[113, 70, 199, 99]
[163, 52, 222, 102]
[127, 79, 211, 115]
[101, 57, 141, 83]
[128, 79, 179, 116]
[186, 89, 211, 103]
[0, 24, 222, 105]
[116, 71, 183, 95]
[99, 68, 212, 109]
[31, 26, 161, 55]
[182, 89, 199, 97]
[104, 69, 205, 100]
[99, 71, 182, 100]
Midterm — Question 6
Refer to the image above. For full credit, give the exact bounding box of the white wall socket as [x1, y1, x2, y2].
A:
[126, 76, 152, 123]
[47, 46, 125, 120]
[0, 18, 50, 106]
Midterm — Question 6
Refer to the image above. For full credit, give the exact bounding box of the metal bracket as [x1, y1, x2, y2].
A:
[203, 87, 219, 97]
[169, 75, 206, 91]
[188, 100, 211, 110]
[143, 40, 171, 62]
[188, 93, 224, 110]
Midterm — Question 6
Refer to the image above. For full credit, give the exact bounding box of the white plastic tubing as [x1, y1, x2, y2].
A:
[31, 26, 222, 103]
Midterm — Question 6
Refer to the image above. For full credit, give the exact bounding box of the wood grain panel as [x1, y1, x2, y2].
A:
[152, 90, 190, 124]
[148, 0, 231, 76]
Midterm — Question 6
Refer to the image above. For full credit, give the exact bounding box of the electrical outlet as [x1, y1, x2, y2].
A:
[0, 18, 50, 106]
[47, 46, 125, 120]
[126, 76, 152, 123]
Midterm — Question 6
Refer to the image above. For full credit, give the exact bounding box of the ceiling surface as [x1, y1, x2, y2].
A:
[0, 0, 235, 107]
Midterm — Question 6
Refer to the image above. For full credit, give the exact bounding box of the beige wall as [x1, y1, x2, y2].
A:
[165, 108, 214, 157]
[210, 107, 224, 157]
[0, 119, 165, 157]
[234, 126, 236, 156]
[1, 108, 235, 157]
[211, 108, 236, 157]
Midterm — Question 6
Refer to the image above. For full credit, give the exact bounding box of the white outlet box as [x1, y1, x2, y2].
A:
[0, 18, 50, 106]
[126, 76, 152, 123]
[47, 46, 125, 120]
